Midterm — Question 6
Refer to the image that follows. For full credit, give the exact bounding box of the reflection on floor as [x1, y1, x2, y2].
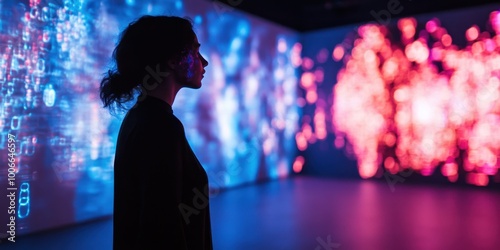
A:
[2, 175, 500, 250]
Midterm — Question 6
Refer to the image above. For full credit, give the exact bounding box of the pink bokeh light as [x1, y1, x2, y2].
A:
[297, 12, 500, 186]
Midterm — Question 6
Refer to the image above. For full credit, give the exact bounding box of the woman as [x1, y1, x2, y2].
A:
[99, 15, 212, 250]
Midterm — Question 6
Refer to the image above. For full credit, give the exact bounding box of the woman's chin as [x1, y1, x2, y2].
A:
[187, 82, 202, 89]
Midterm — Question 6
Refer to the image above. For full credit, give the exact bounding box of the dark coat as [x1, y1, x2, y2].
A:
[113, 96, 213, 250]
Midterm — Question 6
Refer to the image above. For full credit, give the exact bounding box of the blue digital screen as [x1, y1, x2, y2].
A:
[0, 0, 300, 236]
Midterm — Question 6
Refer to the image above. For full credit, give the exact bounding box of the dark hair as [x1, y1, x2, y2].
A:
[100, 15, 195, 114]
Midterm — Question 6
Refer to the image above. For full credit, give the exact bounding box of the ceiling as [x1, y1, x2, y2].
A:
[210, 0, 500, 32]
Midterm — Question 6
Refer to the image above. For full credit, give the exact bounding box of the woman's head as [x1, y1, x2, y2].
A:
[168, 34, 209, 90]
[100, 15, 199, 113]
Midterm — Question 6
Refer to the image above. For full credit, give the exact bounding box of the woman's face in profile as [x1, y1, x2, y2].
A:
[174, 34, 209, 89]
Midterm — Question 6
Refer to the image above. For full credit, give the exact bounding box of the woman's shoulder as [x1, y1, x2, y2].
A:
[120, 97, 186, 134]
[137, 110, 182, 130]
[121, 113, 185, 144]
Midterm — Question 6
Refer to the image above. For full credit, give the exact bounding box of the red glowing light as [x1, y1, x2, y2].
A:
[300, 72, 315, 89]
[326, 13, 500, 185]
[490, 11, 500, 34]
[426, 19, 439, 33]
[384, 157, 396, 170]
[306, 89, 318, 104]
[441, 34, 452, 47]
[296, 132, 308, 151]
[291, 42, 303, 67]
[302, 57, 314, 70]
[398, 18, 417, 40]
[333, 45, 345, 61]
[293, 156, 305, 173]
[314, 68, 324, 83]
[466, 25, 480, 42]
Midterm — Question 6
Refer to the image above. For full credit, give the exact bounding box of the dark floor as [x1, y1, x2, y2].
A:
[1, 175, 500, 250]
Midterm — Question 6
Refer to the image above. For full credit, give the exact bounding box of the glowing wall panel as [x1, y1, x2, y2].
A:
[0, 0, 300, 236]
[297, 4, 500, 187]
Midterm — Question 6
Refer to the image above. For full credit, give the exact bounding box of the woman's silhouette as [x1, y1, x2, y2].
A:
[99, 15, 212, 250]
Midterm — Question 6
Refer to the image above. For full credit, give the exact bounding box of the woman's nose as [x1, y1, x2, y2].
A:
[202, 57, 209, 67]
